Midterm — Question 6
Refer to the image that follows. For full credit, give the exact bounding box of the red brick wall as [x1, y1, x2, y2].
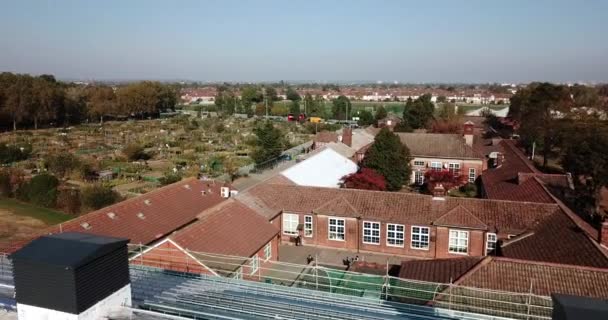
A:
[358, 221, 437, 258]
[131, 240, 214, 275]
[435, 227, 485, 259]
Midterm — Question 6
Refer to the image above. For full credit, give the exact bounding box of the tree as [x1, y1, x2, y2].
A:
[437, 95, 447, 103]
[340, 168, 387, 191]
[32, 76, 64, 129]
[264, 86, 278, 104]
[286, 87, 301, 101]
[402, 94, 435, 129]
[509, 83, 573, 168]
[241, 86, 263, 111]
[374, 106, 387, 122]
[17, 174, 59, 208]
[4, 74, 35, 131]
[0, 144, 32, 164]
[87, 85, 117, 123]
[251, 122, 284, 164]
[45, 153, 81, 179]
[332, 95, 351, 120]
[424, 170, 462, 192]
[289, 101, 300, 115]
[560, 122, 608, 219]
[123, 144, 150, 161]
[80, 184, 121, 210]
[357, 110, 374, 126]
[362, 128, 411, 191]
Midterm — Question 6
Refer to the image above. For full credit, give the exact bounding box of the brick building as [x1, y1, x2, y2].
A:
[237, 182, 608, 267]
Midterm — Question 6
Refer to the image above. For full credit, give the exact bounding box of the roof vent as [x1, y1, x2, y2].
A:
[220, 187, 230, 198]
[80, 222, 91, 230]
[201, 190, 206, 196]
[107, 212, 116, 219]
[137, 212, 145, 220]
[184, 184, 191, 190]
[144, 199, 151, 206]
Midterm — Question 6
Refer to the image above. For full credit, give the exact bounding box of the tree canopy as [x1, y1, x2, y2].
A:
[362, 128, 411, 191]
[332, 95, 351, 120]
[402, 94, 435, 129]
[251, 122, 285, 164]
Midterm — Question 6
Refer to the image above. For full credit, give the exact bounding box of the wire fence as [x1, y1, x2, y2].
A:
[126, 244, 553, 320]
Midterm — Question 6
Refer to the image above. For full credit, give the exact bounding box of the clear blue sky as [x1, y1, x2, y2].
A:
[1, 0, 607, 82]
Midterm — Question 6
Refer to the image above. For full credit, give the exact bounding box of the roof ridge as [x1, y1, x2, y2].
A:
[502, 140, 539, 174]
[433, 205, 488, 230]
[452, 256, 493, 285]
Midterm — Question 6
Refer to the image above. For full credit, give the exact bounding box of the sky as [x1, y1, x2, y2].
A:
[0, 0, 607, 83]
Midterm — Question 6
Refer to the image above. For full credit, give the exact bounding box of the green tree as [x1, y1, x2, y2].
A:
[264, 86, 278, 103]
[402, 95, 435, 129]
[251, 122, 284, 164]
[289, 101, 300, 115]
[509, 83, 572, 168]
[18, 174, 59, 208]
[286, 87, 301, 101]
[357, 110, 374, 126]
[560, 121, 608, 219]
[45, 153, 81, 179]
[87, 85, 117, 123]
[332, 95, 351, 120]
[362, 128, 411, 191]
[241, 86, 263, 111]
[375, 105, 387, 121]
[80, 184, 121, 210]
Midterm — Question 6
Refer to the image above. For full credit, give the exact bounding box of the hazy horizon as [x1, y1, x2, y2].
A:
[1, 0, 607, 83]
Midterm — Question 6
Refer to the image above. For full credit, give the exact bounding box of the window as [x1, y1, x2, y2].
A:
[264, 242, 272, 261]
[411, 226, 430, 250]
[234, 267, 243, 280]
[387, 224, 405, 247]
[363, 221, 380, 245]
[449, 230, 469, 254]
[448, 163, 461, 176]
[414, 170, 425, 185]
[304, 215, 313, 237]
[283, 213, 299, 236]
[249, 255, 259, 275]
[469, 168, 476, 183]
[328, 218, 345, 241]
[413, 160, 425, 167]
[431, 162, 442, 171]
[486, 233, 497, 255]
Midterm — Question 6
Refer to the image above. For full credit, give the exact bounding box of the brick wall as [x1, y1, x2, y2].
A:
[410, 157, 483, 185]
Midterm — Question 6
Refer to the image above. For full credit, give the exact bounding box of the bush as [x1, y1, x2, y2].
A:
[17, 174, 59, 208]
[123, 144, 150, 161]
[80, 184, 121, 210]
[159, 174, 182, 186]
[341, 168, 387, 191]
[0, 171, 11, 197]
[45, 153, 81, 178]
[0, 143, 32, 164]
[57, 188, 81, 214]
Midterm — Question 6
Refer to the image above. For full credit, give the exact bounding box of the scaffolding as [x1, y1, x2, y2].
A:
[126, 244, 554, 320]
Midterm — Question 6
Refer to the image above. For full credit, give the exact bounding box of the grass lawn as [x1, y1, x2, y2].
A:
[0, 198, 71, 225]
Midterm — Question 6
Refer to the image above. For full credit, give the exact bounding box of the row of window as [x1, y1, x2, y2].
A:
[284, 214, 498, 255]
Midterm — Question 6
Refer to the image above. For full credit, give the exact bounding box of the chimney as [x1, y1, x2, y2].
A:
[463, 121, 474, 147]
[600, 221, 608, 248]
[342, 127, 353, 147]
[432, 184, 446, 198]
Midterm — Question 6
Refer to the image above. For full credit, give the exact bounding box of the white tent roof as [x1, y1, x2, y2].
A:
[281, 148, 358, 188]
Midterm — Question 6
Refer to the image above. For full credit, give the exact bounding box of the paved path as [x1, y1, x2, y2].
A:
[278, 244, 415, 268]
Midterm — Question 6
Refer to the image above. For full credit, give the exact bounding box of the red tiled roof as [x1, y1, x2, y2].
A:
[11, 179, 230, 251]
[432, 205, 488, 230]
[481, 140, 556, 203]
[170, 199, 278, 257]
[314, 131, 339, 144]
[456, 257, 608, 298]
[398, 257, 483, 283]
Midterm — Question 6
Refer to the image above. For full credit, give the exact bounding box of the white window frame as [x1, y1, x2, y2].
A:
[264, 242, 272, 261]
[431, 162, 442, 171]
[328, 218, 345, 241]
[362, 221, 380, 245]
[410, 226, 430, 250]
[448, 230, 469, 255]
[469, 168, 476, 183]
[282, 213, 299, 236]
[249, 255, 259, 275]
[448, 163, 461, 176]
[234, 267, 243, 280]
[304, 215, 313, 237]
[414, 170, 425, 185]
[486, 233, 497, 255]
[413, 160, 425, 167]
[386, 224, 405, 247]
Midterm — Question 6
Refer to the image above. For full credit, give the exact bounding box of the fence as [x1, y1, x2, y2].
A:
[126, 244, 553, 320]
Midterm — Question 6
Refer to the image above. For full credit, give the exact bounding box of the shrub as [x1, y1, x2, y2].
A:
[17, 174, 59, 208]
[80, 184, 121, 210]
[0, 143, 32, 164]
[341, 168, 387, 191]
[123, 144, 150, 161]
[159, 174, 182, 186]
[45, 153, 81, 178]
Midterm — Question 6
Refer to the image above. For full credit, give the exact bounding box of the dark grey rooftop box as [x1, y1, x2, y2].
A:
[10, 232, 130, 314]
